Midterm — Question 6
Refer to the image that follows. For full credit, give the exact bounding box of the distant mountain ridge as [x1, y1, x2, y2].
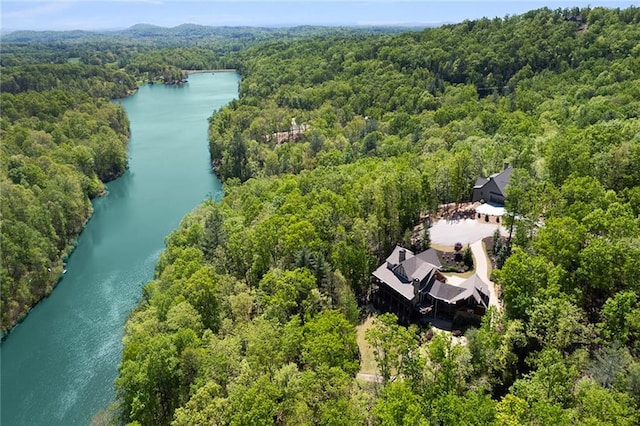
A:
[2, 23, 424, 43]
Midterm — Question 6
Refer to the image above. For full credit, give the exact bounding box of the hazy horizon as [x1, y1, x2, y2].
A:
[2, 1, 638, 33]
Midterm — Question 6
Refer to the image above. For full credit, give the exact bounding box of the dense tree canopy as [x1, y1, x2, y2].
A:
[2, 5, 639, 425]
[0, 67, 132, 332]
[115, 6, 639, 424]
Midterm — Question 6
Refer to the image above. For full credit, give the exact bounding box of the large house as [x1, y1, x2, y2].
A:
[372, 246, 490, 324]
[472, 164, 514, 205]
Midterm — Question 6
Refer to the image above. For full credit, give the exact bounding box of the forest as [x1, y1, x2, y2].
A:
[2, 5, 640, 425]
[0, 26, 398, 334]
[1, 25, 399, 84]
[0, 64, 136, 333]
[114, 7, 640, 425]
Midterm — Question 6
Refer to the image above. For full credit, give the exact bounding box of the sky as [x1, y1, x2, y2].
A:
[1, 0, 638, 32]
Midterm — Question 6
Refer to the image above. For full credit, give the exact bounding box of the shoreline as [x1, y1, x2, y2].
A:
[1, 193, 103, 340]
[1, 137, 127, 339]
[182, 69, 238, 75]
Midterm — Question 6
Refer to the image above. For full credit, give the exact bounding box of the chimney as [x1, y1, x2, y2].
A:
[399, 248, 406, 263]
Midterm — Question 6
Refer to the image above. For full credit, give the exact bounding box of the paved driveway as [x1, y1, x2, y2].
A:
[430, 219, 503, 311]
[430, 218, 506, 247]
[471, 240, 501, 311]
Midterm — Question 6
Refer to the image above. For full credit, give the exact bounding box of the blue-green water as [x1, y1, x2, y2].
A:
[0, 72, 239, 425]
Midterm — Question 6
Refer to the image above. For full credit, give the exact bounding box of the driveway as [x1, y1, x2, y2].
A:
[429, 219, 503, 311]
[429, 218, 505, 247]
[470, 240, 501, 311]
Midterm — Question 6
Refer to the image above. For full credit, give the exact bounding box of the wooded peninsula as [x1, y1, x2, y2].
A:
[1, 6, 639, 425]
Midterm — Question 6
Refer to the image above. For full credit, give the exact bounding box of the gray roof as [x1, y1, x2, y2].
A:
[492, 166, 513, 197]
[475, 166, 513, 197]
[455, 274, 490, 307]
[373, 246, 441, 302]
[398, 256, 435, 282]
[416, 249, 442, 268]
[426, 280, 466, 303]
[386, 245, 414, 266]
[373, 264, 416, 301]
[461, 274, 489, 295]
[424, 273, 490, 307]
[473, 177, 489, 188]
[373, 247, 489, 308]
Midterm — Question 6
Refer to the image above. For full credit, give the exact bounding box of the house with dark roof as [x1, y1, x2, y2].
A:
[371, 246, 490, 324]
[472, 164, 514, 205]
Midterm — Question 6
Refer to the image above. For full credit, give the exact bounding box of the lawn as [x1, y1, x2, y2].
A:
[430, 242, 454, 252]
[356, 316, 379, 375]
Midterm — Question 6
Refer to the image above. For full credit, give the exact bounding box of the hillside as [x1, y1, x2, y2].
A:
[1, 4, 638, 424]
[0, 65, 136, 333]
[111, 6, 640, 425]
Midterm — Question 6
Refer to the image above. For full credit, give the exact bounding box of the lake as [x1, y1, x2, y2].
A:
[0, 72, 239, 425]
